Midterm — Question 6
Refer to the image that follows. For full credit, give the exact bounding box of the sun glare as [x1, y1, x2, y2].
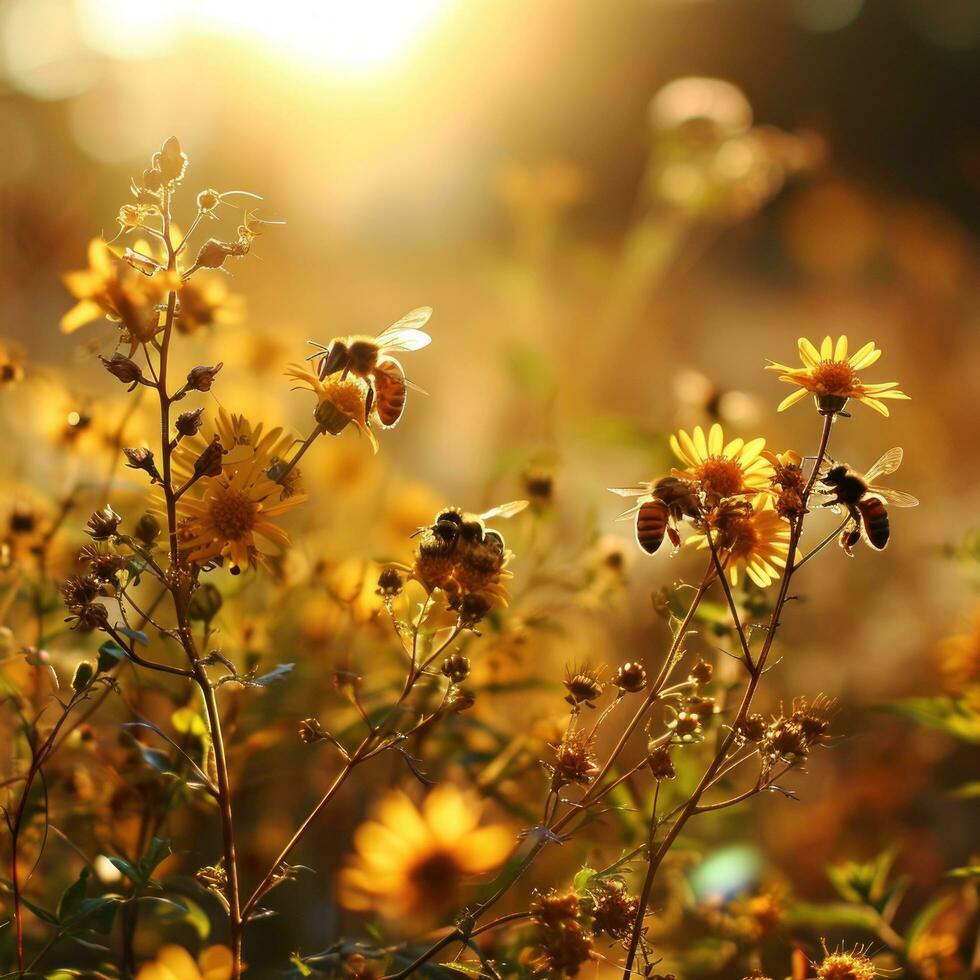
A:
[75, 0, 451, 76]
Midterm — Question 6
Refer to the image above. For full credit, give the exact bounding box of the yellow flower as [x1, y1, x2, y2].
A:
[687, 495, 791, 588]
[766, 335, 909, 417]
[176, 420, 306, 573]
[135, 944, 232, 980]
[670, 423, 773, 499]
[338, 784, 512, 927]
[286, 363, 379, 454]
[175, 276, 243, 335]
[60, 238, 168, 345]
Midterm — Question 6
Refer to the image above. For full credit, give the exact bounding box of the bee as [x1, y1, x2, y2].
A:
[816, 447, 918, 555]
[424, 500, 530, 553]
[306, 307, 432, 428]
[609, 476, 701, 555]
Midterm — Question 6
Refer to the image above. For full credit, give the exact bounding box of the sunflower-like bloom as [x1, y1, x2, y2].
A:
[135, 944, 232, 980]
[670, 423, 773, 500]
[813, 943, 878, 980]
[338, 784, 512, 927]
[766, 335, 909, 417]
[687, 495, 791, 588]
[175, 422, 306, 573]
[285, 363, 379, 453]
[60, 238, 170, 346]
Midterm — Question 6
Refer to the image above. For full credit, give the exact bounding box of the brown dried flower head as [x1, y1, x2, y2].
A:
[563, 664, 604, 707]
[613, 661, 647, 693]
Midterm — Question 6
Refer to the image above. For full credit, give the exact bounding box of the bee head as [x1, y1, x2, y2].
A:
[823, 465, 848, 486]
[318, 341, 350, 379]
[434, 508, 464, 527]
[431, 521, 459, 545]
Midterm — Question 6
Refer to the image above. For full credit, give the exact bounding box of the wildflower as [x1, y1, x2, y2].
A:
[548, 729, 600, 788]
[670, 423, 773, 500]
[80, 545, 126, 583]
[134, 943, 233, 980]
[686, 495, 791, 588]
[564, 664, 604, 706]
[764, 449, 807, 520]
[176, 450, 305, 573]
[338, 784, 511, 925]
[813, 942, 878, 980]
[62, 575, 108, 632]
[766, 336, 909, 417]
[591, 879, 640, 941]
[287, 363, 380, 452]
[613, 661, 647, 693]
[60, 238, 166, 344]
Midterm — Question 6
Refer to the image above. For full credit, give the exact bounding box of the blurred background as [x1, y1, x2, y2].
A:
[2, 0, 980, 975]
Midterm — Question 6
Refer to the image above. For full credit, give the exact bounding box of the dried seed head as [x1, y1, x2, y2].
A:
[447, 687, 476, 712]
[80, 545, 126, 583]
[613, 661, 647, 693]
[550, 729, 599, 788]
[186, 363, 223, 392]
[456, 592, 492, 629]
[133, 512, 161, 546]
[62, 575, 108, 632]
[814, 944, 878, 980]
[590, 880, 640, 940]
[193, 435, 226, 478]
[85, 505, 123, 540]
[687, 696, 717, 721]
[100, 353, 143, 387]
[197, 188, 221, 212]
[739, 713, 767, 742]
[563, 664, 605, 706]
[533, 919, 595, 976]
[175, 407, 205, 437]
[690, 657, 714, 684]
[123, 447, 161, 483]
[646, 743, 676, 780]
[157, 136, 187, 184]
[767, 718, 809, 761]
[441, 653, 471, 684]
[529, 889, 581, 928]
[298, 717, 327, 745]
[669, 710, 701, 738]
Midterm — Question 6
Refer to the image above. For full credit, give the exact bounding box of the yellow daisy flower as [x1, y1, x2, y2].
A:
[338, 784, 512, 927]
[286, 363, 380, 453]
[687, 495, 791, 588]
[176, 425, 306, 573]
[135, 944, 232, 980]
[670, 423, 773, 500]
[766, 335, 909, 417]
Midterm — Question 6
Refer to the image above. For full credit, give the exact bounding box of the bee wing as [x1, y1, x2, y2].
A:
[608, 484, 652, 498]
[615, 500, 648, 521]
[479, 500, 529, 521]
[375, 357, 428, 395]
[375, 307, 433, 351]
[863, 447, 903, 483]
[867, 486, 919, 508]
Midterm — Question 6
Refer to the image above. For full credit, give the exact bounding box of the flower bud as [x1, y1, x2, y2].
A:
[186, 363, 223, 392]
[133, 512, 161, 546]
[197, 188, 221, 212]
[646, 744, 676, 780]
[314, 398, 354, 435]
[297, 717, 327, 744]
[141, 167, 164, 192]
[188, 583, 222, 623]
[123, 447, 161, 483]
[690, 657, 713, 684]
[457, 593, 492, 629]
[441, 653, 470, 684]
[72, 660, 96, 693]
[613, 661, 647, 693]
[158, 136, 187, 184]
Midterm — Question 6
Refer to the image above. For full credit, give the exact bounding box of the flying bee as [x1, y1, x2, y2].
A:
[816, 447, 918, 555]
[609, 476, 701, 555]
[425, 500, 530, 552]
[306, 307, 432, 428]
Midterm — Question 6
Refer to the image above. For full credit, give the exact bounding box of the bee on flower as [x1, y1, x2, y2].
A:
[766, 335, 909, 417]
[670, 423, 773, 501]
[337, 784, 512, 928]
[286, 362, 382, 453]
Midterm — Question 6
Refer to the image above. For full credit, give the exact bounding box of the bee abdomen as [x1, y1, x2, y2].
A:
[636, 499, 669, 555]
[858, 497, 890, 550]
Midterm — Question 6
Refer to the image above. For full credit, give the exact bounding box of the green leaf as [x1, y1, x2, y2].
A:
[572, 866, 597, 894]
[21, 895, 59, 925]
[786, 900, 881, 931]
[57, 868, 91, 922]
[904, 894, 951, 949]
[97, 640, 125, 673]
[885, 697, 980, 743]
[439, 963, 484, 976]
[155, 893, 211, 940]
[118, 626, 149, 647]
[138, 837, 171, 882]
[289, 953, 313, 977]
[61, 896, 119, 934]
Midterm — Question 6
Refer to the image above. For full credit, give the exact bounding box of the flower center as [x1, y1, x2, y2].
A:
[696, 457, 744, 498]
[811, 360, 855, 395]
[408, 849, 462, 908]
[208, 487, 258, 539]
